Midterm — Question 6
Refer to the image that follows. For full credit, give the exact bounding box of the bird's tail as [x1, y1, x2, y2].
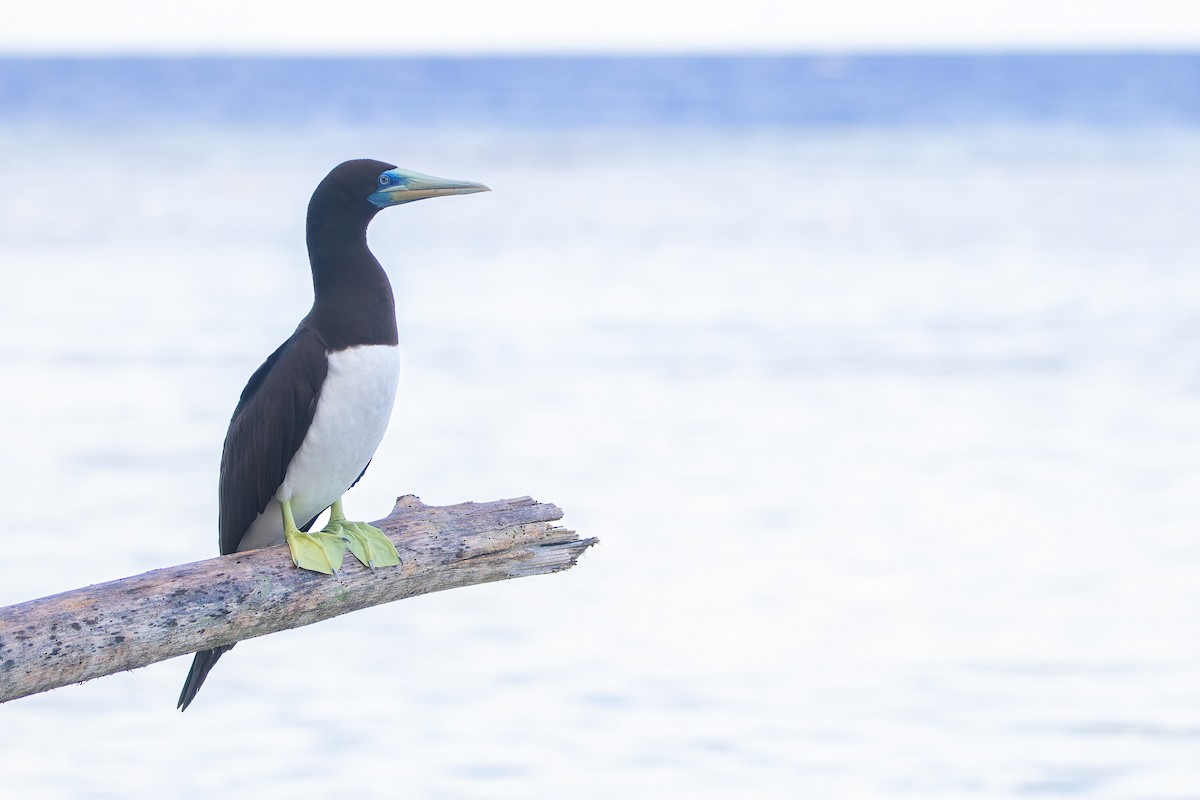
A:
[177, 645, 235, 711]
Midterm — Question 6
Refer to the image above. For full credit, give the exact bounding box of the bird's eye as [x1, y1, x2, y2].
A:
[378, 174, 391, 186]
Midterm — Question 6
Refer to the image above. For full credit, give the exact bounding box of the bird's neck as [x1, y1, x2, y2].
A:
[304, 218, 398, 349]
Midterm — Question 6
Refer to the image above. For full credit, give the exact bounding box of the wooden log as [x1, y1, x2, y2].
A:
[0, 495, 594, 704]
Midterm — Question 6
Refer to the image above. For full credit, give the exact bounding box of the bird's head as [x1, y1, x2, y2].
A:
[309, 159, 490, 224]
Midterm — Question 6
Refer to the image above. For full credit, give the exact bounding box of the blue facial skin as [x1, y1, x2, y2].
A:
[368, 168, 490, 208]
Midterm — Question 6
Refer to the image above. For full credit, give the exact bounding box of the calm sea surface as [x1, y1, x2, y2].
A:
[2, 56, 1200, 798]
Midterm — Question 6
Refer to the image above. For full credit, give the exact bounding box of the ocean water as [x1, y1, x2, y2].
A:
[1, 55, 1200, 798]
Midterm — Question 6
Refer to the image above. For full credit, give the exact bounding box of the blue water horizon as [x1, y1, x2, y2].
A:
[4, 53, 1200, 129]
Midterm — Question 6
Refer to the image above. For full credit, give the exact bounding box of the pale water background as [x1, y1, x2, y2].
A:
[2, 56, 1200, 797]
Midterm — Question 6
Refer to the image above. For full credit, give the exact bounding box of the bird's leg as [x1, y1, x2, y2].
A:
[322, 498, 401, 570]
[281, 497, 346, 575]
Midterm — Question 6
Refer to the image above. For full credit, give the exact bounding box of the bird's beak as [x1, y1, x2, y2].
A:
[368, 168, 491, 208]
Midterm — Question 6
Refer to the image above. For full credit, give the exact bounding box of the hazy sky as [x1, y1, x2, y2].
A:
[4, 0, 1200, 53]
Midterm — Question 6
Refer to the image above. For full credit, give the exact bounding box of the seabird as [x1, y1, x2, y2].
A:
[177, 159, 489, 710]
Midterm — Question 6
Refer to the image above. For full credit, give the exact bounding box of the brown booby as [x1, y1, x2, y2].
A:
[177, 159, 489, 710]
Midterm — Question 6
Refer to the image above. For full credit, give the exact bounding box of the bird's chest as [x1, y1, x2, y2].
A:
[277, 344, 401, 505]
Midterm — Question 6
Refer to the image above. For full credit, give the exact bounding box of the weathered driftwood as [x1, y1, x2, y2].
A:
[0, 495, 594, 704]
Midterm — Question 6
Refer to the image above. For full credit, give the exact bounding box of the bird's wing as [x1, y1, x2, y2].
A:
[218, 326, 328, 555]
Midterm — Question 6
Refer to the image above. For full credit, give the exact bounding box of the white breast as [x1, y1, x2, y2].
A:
[237, 344, 400, 551]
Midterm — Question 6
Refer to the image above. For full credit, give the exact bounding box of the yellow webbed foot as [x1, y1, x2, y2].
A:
[284, 529, 347, 575]
[324, 499, 401, 569]
[335, 521, 401, 569]
[279, 497, 346, 574]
